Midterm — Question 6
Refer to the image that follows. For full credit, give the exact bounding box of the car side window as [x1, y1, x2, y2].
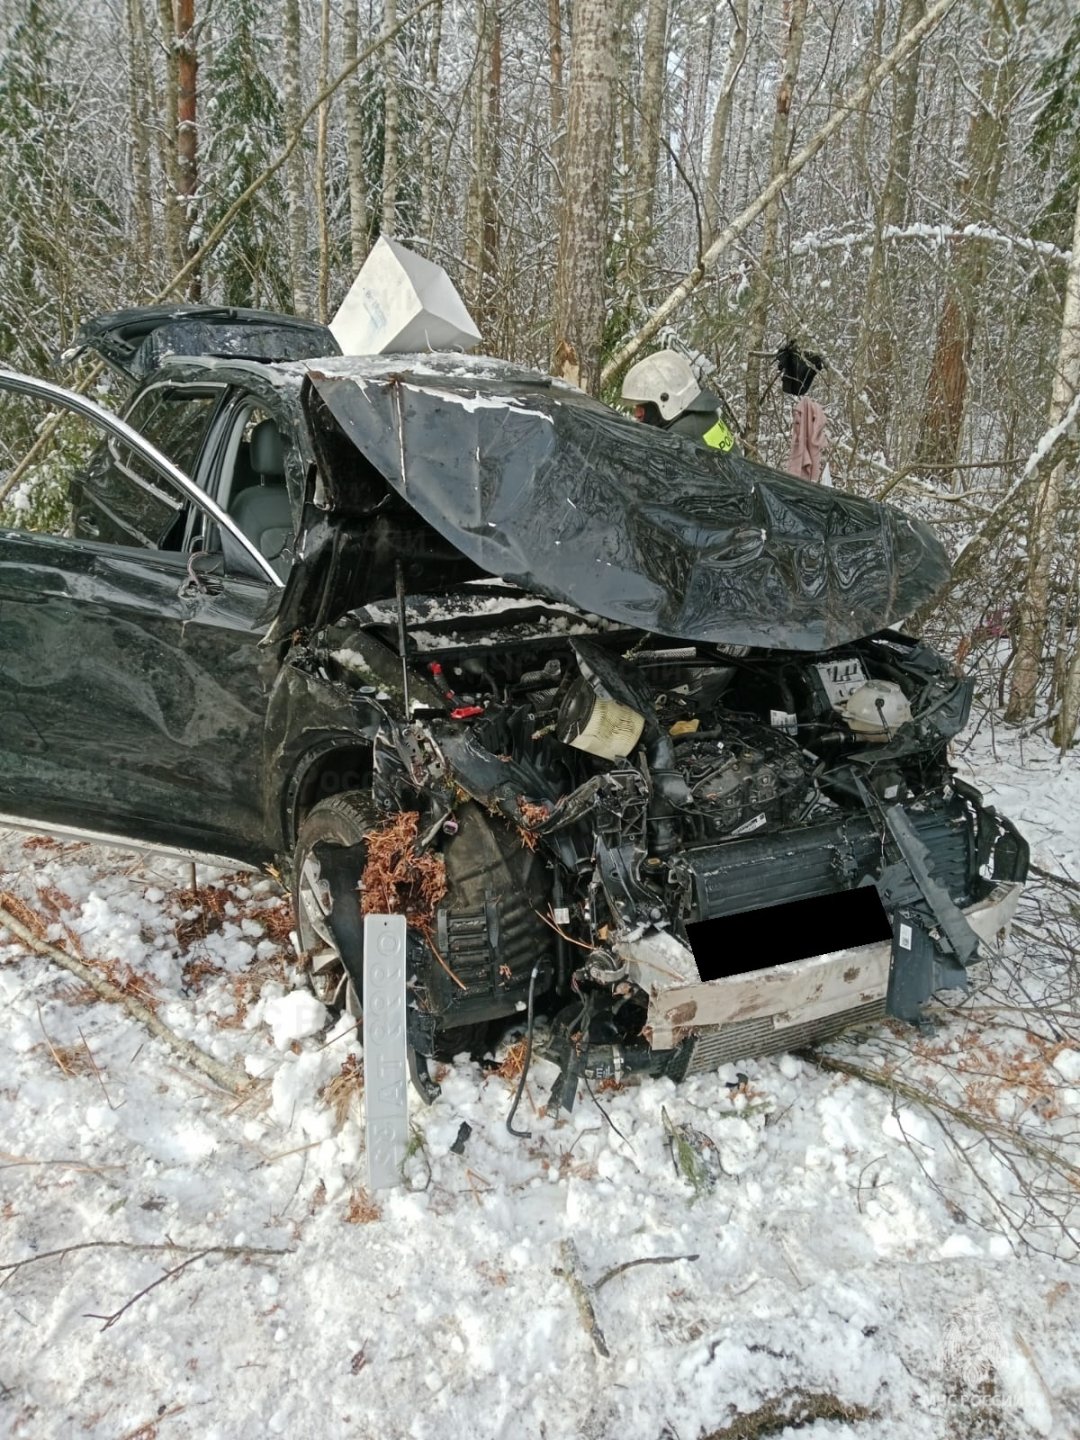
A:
[72, 386, 221, 550]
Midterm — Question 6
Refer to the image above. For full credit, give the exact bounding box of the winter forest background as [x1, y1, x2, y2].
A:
[0, 0, 1078, 740]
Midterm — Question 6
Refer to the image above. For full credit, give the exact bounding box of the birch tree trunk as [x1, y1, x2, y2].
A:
[175, 0, 200, 298]
[917, 0, 1026, 468]
[282, 0, 310, 316]
[552, 0, 618, 394]
[704, 0, 748, 239]
[742, 0, 808, 458]
[381, 0, 400, 236]
[314, 0, 331, 321]
[1008, 187, 1080, 731]
[343, 0, 369, 272]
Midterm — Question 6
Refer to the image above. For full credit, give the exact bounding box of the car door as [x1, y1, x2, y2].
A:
[0, 370, 287, 861]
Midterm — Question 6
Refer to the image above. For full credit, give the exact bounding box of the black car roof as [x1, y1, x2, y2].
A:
[65, 305, 339, 379]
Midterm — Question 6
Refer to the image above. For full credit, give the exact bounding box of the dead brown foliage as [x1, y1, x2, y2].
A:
[911, 1028, 1066, 1120]
[361, 811, 447, 925]
[0, 890, 47, 942]
[0, 889, 156, 1009]
[495, 1038, 529, 1083]
[37, 1040, 95, 1078]
[344, 1188, 382, 1224]
[698, 1390, 875, 1439]
[171, 883, 233, 950]
[321, 1052, 365, 1126]
[181, 953, 226, 993]
[169, 878, 294, 959]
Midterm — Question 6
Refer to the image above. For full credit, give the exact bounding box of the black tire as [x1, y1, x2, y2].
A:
[292, 791, 377, 1017]
[291, 791, 489, 1060]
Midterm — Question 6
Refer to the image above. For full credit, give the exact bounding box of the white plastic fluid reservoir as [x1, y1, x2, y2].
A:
[843, 680, 913, 736]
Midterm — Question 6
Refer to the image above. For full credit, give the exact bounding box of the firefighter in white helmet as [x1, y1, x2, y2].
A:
[620, 349, 738, 453]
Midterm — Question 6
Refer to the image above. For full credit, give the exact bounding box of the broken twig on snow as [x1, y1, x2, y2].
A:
[556, 1238, 610, 1359]
[0, 894, 251, 1096]
[594, 1252, 700, 1291]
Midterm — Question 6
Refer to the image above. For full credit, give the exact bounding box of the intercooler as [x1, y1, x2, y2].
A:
[667, 997, 887, 1079]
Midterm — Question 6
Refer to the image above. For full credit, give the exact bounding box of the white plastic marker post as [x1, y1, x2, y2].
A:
[363, 913, 409, 1190]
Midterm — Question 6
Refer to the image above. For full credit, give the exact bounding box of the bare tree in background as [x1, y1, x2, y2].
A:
[742, 0, 809, 457]
[464, 2, 502, 333]
[917, 0, 1028, 469]
[704, 0, 748, 240]
[552, 0, 618, 392]
[855, 0, 925, 448]
[314, 0, 332, 320]
[417, 0, 442, 248]
[126, 0, 155, 268]
[626, 0, 668, 287]
[343, 0, 369, 272]
[1009, 185, 1080, 732]
[282, 0, 310, 316]
[381, 0, 400, 237]
[175, 0, 200, 297]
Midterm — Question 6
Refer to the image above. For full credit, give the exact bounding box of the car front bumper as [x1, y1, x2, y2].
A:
[630, 880, 1024, 1075]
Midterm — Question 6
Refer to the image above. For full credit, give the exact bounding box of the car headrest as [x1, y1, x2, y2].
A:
[250, 417, 285, 479]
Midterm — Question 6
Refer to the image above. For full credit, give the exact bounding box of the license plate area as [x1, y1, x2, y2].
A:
[686, 886, 892, 982]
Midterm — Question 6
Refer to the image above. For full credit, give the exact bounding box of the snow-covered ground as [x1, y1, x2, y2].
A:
[1, 721, 1078, 1440]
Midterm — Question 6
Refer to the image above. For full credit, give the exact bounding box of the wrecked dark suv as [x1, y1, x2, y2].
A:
[0, 306, 1027, 1101]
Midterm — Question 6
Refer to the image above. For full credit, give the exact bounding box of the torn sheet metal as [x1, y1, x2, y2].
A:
[308, 367, 950, 651]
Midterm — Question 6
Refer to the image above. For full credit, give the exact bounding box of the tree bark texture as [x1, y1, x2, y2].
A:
[918, 0, 1027, 468]
[1009, 186, 1080, 732]
[314, 0, 332, 321]
[156, 0, 183, 277]
[552, 0, 618, 394]
[856, 0, 925, 446]
[175, 0, 199, 298]
[704, 0, 748, 239]
[628, 0, 669, 270]
[343, 0, 369, 273]
[381, 0, 400, 236]
[126, 0, 154, 270]
[282, 0, 310, 316]
[742, 0, 809, 459]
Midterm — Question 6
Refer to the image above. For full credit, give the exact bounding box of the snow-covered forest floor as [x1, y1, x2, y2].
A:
[1, 718, 1078, 1440]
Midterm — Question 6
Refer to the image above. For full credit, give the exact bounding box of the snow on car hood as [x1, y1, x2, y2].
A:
[307, 362, 950, 651]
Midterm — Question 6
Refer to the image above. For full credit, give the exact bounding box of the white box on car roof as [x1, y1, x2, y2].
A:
[330, 236, 482, 356]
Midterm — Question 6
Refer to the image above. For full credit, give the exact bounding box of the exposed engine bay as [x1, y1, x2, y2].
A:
[311, 587, 1028, 1108]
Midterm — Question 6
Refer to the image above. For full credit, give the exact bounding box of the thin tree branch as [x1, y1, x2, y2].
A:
[600, 0, 961, 385]
[0, 895, 251, 1096]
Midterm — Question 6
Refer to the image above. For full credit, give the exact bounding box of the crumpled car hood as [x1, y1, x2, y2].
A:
[307, 362, 949, 651]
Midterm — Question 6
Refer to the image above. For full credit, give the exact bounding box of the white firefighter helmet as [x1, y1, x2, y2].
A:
[621, 349, 700, 422]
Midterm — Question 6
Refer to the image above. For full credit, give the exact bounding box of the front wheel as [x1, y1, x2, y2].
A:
[290, 792, 489, 1064]
[292, 791, 376, 1018]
